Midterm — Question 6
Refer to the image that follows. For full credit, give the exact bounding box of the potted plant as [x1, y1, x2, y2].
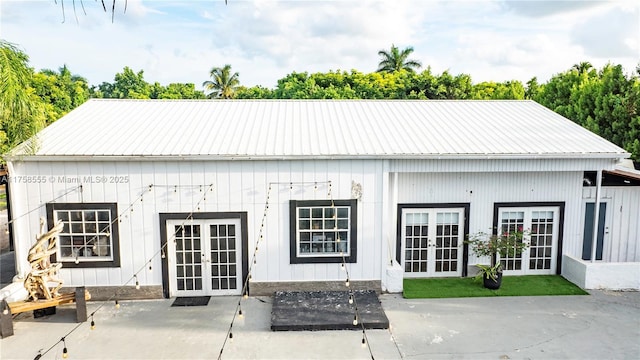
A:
[466, 227, 529, 289]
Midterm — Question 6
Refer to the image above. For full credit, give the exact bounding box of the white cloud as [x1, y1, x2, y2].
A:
[1, 0, 638, 90]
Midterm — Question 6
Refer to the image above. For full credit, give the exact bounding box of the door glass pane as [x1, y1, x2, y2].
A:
[529, 211, 555, 270]
[404, 212, 429, 273]
[210, 224, 238, 291]
[175, 224, 202, 291]
[499, 211, 525, 270]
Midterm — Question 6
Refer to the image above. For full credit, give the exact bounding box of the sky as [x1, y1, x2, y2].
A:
[0, 0, 638, 90]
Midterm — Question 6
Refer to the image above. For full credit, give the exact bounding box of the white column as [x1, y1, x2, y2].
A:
[590, 170, 602, 262]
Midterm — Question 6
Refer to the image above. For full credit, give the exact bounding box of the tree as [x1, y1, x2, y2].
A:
[203, 64, 240, 99]
[0, 40, 46, 154]
[32, 65, 89, 123]
[376, 44, 422, 73]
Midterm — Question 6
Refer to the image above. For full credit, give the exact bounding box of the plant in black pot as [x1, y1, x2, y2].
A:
[466, 228, 529, 289]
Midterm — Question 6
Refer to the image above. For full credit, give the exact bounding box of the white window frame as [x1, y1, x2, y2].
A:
[289, 199, 357, 264]
[46, 203, 120, 268]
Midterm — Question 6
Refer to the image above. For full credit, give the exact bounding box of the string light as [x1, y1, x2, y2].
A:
[345, 278, 350, 287]
[243, 292, 248, 299]
[30, 183, 215, 360]
[353, 314, 358, 326]
[348, 294, 354, 305]
[61, 338, 68, 359]
[340, 263, 345, 271]
[361, 332, 367, 348]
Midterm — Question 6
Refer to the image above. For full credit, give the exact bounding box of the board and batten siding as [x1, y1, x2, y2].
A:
[396, 171, 586, 264]
[9, 160, 387, 288]
[582, 186, 640, 262]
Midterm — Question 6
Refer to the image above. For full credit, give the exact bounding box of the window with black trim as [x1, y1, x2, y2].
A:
[290, 199, 357, 264]
[46, 203, 120, 268]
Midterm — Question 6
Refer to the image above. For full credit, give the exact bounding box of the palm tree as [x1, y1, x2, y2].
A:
[0, 40, 45, 154]
[571, 61, 593, 74]
[376, 44, 422, 73]
[202, 64, 240, 99]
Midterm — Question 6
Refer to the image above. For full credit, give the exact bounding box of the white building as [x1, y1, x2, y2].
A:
[5, 99, 638, 298]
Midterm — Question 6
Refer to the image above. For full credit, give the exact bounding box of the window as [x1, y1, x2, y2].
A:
[290, 200, 357, 264]
[46, 203, 120, 267]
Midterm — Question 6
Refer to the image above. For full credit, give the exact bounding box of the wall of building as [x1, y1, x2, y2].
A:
[396, 171, 586, 265]
[8, 159, 387, 289]
[582, 186, 640, 262]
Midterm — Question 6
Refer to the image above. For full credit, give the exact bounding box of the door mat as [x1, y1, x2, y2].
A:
[271, 290, 389, 331]
[171, 296, 211, 307]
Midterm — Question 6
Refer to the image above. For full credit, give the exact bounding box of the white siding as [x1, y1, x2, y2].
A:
[583, 186, 640, 262]
[9, 160, 386, 287]
[396, 171, 585, 263]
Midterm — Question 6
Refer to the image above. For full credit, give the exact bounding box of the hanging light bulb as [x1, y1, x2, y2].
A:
[361, 331, 367, 348]
[340, 263, 345, 271]
[348, 294, 354, 305]
[148, 265, 153, 272]
[115, 300, 120, 309]
[90, 318, 95, 330]
[229, 331, 234, 342]
[2, 306, 9, 315]
[243, 292, 249, 299]
[161, 250, 166, 259]
[62, 338, 68, 359]
[238, 308, 244, 319]
[74, 256, 79, 265]
[314, 182, 318, 191]
[345, 278, 350, 287]
[135, 275, 140, 290]
[352, 315, 358, 326]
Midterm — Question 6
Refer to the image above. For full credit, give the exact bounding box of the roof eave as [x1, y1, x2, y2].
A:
[4, 152, 630, 162]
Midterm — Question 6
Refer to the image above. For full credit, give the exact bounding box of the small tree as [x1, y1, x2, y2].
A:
[466, 227, 529, 280]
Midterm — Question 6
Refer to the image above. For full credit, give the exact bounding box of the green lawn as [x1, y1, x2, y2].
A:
[403, 275, 588, 299]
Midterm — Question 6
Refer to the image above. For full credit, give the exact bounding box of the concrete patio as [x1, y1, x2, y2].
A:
[1, 289, 638, 359]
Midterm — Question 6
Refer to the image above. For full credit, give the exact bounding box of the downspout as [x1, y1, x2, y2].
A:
[5, 161, 23, 276]
[590, 170, 602, 262]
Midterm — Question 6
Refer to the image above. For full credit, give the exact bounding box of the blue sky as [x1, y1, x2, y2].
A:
[1, 0, 638, 89]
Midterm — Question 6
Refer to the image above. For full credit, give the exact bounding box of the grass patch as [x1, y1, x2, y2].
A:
[403, 275, 588, 299]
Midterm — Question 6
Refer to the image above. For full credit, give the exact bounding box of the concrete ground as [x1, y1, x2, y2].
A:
[1, 290, 638, 360]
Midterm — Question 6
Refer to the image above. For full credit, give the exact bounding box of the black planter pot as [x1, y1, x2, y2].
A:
[483, 272, 503, 290]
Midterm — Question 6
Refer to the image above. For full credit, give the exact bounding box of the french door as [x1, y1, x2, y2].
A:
[497, 207, 560, 275]
[166, 219, 243, 296]
[401, 208, 465, 277]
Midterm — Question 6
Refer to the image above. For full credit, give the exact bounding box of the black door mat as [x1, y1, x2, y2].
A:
[171, 296, 211, 307]
[271, 290, 389, 331]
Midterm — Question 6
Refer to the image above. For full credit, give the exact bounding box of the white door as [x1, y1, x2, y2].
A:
[401, 208, 465, 278]
[497, 207, 560, 275]
[166, 219, 242, 296]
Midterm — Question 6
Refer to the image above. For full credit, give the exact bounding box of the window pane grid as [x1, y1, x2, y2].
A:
[175, 225, 202, 291]
[499, 211, 525, 271]
[298, 205, 350, 256]
[55, 209, 114, 261]
[435, 212, 459, 272]
[529, 212, 555, 270]
[405, 212, 429, 273]
[210, 224, 238, 290]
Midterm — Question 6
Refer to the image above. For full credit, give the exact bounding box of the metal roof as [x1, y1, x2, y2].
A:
[7, 99, 629, 160]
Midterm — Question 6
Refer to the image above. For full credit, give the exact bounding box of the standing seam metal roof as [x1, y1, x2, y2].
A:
[9, 99, 629, 160]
